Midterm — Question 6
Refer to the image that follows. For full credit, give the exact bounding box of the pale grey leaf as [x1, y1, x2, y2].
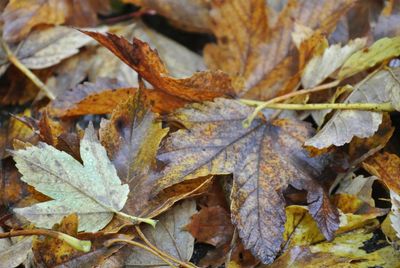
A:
[12, 123, 128, 232]
[0, 237, 33, 268]
[302, 38, 366, 88]
[305, 68, 400, 148]
[17, 26, 107, 69]
[125, 200, 196, 267]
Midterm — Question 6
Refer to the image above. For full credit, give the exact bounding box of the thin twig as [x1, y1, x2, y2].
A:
[105, 238, 176, 267]
[0, 37, 55, 100]
[240, 102, 394, 128]
[240, 80, 340, 126]
[0, 229, 91, 252]
[135, 226, 197, 268]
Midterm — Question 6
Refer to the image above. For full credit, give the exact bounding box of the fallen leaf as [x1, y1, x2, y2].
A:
[363, 152, 400, 238]
[268, 229, 400, 268]
[301, 38, 366, 88]
[81, 30, 234, 102]
[99, 92, 170, 218]
[0, 26, 105, 76]
[154, 98, 339, 264]
[99, 93, 168, 181]
[0, 237, 33, 268]
[305, 68, 400, 149]
[186, 206, 233, 247]
[0, 66, 45, 105]
[125, 200, 196, 266]
[0, 109, 37, 159]
[336, 175, 376, 207]
[32, 214, 79, 266]
[373, 0, 400, 40]
[128, 21, 206, 78]
[338, 36, 400, 79]
[348, 113, 394, 162]
[204, 0, 356, 100]
[2, 0, 110, 42]
[12, 123, 129, 232]
[89, 22, 206, 87]
[122, 0, 211, 33]
[0, 157, 48, 210]
[50, 79, 136, 117]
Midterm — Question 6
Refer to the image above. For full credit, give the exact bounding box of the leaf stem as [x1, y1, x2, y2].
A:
[0, 229, 91, 252]
[135, 226, 197, 268]
[104, 238, 176, 267]
[116, 211, 158, 228]
[0, 37, 55, 100]
[240, 101, 394, 128]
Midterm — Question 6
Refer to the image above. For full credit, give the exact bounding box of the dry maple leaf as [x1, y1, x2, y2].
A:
[81, 30, 235, 102]
[98, 91, 213, 223]
[153, 98, 339, 263]
[204, 0, 357, 100]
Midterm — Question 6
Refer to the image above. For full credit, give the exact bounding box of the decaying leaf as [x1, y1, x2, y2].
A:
[306, 68, 400, 149]
[186, 206, 234, 247]
[12, 123, 129, 232]
[268, 229, 400, 268]
[125, 200, 196, 266]
[154, 98, 339, 263]
[204, 0, 357, 100]
[338, 36, 400, 79]
[90, 22, 206, 87]
[363, 152, 400, 238]
[122, 0, 211, 33]
[99, 93, 169, 218]
[82, 30, 234, 102]
[0, 26, 105, 77]
[100, 93, 168, 181]
[32, 214, 79, 266]
[301, 38, 366, 88]
[2, 0, 110, 42]
[0, 237, 33, 268]
[0, 109, 37, 159]
[50, 79, 136, 117]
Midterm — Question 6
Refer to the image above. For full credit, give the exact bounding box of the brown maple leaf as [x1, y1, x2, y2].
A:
[81, 30, 235, 104]
[99, 92, 211, 220]
[153, 98, 339, 264]
[204, 0, 357, 100]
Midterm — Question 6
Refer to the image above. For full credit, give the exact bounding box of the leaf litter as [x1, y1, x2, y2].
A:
[1, 0, 400, 267]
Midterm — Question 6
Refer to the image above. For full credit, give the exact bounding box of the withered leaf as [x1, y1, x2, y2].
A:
[301, 38, 366, 88]
[363, 152, 400, 239]
[2, 0, 110, 42]
[125, 200, 196, 266]
[0, 236, 33, 268]
[99, 93, 169, 218]
[99, 93, 208, 221]
[81, 30, 234, 102]
[90, 22, 206, 87]
[338, 36, 400, 79]
[0, 26, 104, 78]
[204, 0, 357, 100]
[122, 0, 211, 33]
[32, 214, 79, 266]
[306, 68, 400, 149]
[186, 206, 233, 247]
[154, 98, 339, 264]
[12, 124, 129, 232]
[50, 79, 136, 117]
[99, 93, 168, 181]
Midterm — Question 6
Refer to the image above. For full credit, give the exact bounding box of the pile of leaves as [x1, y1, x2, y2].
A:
[1, 0, 400, 267]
